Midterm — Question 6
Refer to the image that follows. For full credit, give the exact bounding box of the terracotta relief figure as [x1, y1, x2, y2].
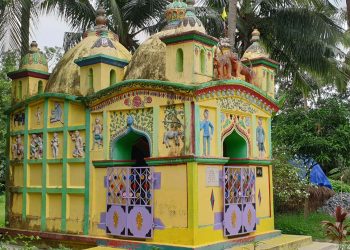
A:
[92, 118, 103, 150]
[30, 134, 43, 159]
[51, 133, 60, 158]
[50, 103, 63, 124]
[72, 130, 84, 158]
[12, 135, 24, 160]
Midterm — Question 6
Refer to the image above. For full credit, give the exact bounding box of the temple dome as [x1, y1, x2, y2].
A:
[20, 41, 48, 72]
[243, 29, 269, 60]
[45, 6, 131, 95]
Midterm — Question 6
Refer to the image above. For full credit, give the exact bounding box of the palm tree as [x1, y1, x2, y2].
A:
[0, 0, 39, 56]
[200, 0, 349, 93]
[41, 0, 169, 52]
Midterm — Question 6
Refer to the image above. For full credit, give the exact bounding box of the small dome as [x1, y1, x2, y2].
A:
[45, 6, 131, 95]
[243, 29, 269, 60]
[125, 37, 167, 81]
[20, 41, 48, 72]
[162, 0, 206, 35]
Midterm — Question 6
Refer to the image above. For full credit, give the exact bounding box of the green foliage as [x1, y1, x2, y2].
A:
[329, 180, 350, 193]
[272, 156, 309, 212]
[275, 212, 335, 240]
[321, 206, 350, 243]
[272, 96, 350, 175]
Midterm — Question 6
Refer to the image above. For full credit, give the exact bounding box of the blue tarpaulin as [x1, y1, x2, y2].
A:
[290, 156, 332, 189]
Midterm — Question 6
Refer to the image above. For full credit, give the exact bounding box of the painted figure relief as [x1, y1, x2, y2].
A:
[50, 133, 60, 158]
[92, 117, 103, 150]
[12, 135, 24, 160]
[35, 107, 42, 124]
[256, 118, 265, 159]
[13, 112, 25, 127]
[162, 104, 184, 155]
[50, 103, 63, 124]
[71, 130, 84, 158]
[30, 134, 43, 159]
[200, 109, 214, 156]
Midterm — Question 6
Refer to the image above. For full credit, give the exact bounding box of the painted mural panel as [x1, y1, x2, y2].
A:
[160, 104, 185, 157]
[29, 102, 44, 130]
[48, 100, 64, 128]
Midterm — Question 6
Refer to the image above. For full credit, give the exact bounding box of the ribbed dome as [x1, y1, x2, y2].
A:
[20, 41, 48, 72]
[45, 6, 131, 95]
[243, 29, 269, 60]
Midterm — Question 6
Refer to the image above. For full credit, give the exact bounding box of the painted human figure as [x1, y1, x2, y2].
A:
[35, 107, 42, 124]
[92, 118, 103, 149]
[37, 135, 43, 159]
[12, 135, 24, 160]
[51, 133, 59, 158]
[50, 103, 63, 123]
[200, 109, 214, 156]
[256, 118, 265, 159]
[72, 130, 84, 158]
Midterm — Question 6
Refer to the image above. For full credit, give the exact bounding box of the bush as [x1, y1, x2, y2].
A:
[329, 179, 350, 193]
[273, 157, 309, 212]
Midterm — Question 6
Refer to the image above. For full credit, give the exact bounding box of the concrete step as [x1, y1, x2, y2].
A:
[298, 242, 338, 250]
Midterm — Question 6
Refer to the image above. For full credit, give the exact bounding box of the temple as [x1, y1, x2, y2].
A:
[5, 1, 281, 249]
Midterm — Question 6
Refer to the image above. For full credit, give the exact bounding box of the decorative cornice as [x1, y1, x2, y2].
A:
[6, 93, 81, 114]
[93, 160, 137, 167]
[160, 30, 219, 47]
[226, 158, 272, 166]
[74, 54, 129, 68]
[145, 155, 229, 166]
[7, 69, 50, 80]
[242, 57, 279, 70]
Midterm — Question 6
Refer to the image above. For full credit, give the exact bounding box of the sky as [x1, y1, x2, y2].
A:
[32, 0, 347, 51]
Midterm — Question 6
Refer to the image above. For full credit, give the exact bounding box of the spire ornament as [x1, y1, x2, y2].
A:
[95, 5, 108, 32]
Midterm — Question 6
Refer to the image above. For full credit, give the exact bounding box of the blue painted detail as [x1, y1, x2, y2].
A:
[104, 176, 108, 188]
[153, 218, 165, 230]
[127, 115, 134, 126]
[74, 54, 129, 68]
[153, 172, 161, 189]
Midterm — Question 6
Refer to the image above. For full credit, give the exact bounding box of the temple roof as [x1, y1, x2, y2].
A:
[243, 29, 269, 60]
[45, 6, 131, 95]
[20, 41, 48, 72]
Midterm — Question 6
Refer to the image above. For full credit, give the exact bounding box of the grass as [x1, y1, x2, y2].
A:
[0, 194, 4, 227]
[275, 212, 336, 240]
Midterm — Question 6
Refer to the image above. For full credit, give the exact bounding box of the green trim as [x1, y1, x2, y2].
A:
[184, 102, 191, 155]
[49, 125, 85, 132]
[67, 158, 85, 163]
[226, 159, 272, 166]
[145, 156, 229, 166]
[27, 187, 42, 193]
[103, 111, 108, 159]
[5, 115, 11, 226]
[6, 93, 81, 114]
[152, 106, 159, 157]
[22, 105, 29, 221]
[10, 130, 25, 136]
[74, 53, 129, 64]
[83, 108, 90, 235]
[243, 58, 279, 70]
[161, 32, 218, 47]
[93, 160, 137, 168]
[47, 159, 63, 164]
[27, 159, 43, 164]
[194, 104, 200, 155]
[46, 188, 63, 194]
[41, 98, 49, 231]
[68, 188, 85, 194]
[28, 129, 44, 134]
[61, 100, 69, 232]
[267, 117, 272, 160]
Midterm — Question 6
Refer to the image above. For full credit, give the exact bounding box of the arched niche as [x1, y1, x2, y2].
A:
[223, 129, 249, 158]
[111, 130, 151, 166]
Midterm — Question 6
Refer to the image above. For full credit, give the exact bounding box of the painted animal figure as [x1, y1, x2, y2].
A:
[214, 49, 232, 79]
[163, 130, 182, 148]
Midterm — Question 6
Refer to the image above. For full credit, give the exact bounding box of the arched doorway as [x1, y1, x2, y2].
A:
[223, 130, 248, 158]
[112, 130, 150, 166]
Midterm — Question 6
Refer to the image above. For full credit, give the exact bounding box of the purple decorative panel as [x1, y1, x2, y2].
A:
[106, 166, 153, 239]
[223, 166, 256, 237]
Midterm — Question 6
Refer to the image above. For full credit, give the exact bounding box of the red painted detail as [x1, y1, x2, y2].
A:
[7, 70, 50, 80]
[195, 85, 279, 112]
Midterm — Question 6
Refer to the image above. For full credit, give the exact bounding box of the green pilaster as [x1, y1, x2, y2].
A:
[5, 116, 11, 226]
[103, 110, 108, 159]
[184, 102, 191, 154]
[252, 115, 257, 158]
[41, 98, 49, 231]
[61, 100, 69, 232]
[216, 106, 222, 157]
[194, 104, 200, 156]
[84, 108, 91, 235]
[22, 105, 29, 221]
[152, 106, 159, 157]
[267, 117, 272, 159]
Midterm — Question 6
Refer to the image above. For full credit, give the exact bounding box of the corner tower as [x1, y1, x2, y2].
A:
[8, 41, 49, 102]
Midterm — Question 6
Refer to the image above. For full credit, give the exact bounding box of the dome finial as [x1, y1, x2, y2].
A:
[186, 0, 195, 7]
[250, 29, 260, 43]
[95, 4, 108, 28]
[30, 41, 38, 53]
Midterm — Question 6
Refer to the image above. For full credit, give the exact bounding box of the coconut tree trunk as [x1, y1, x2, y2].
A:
[20, 1, 31, 57]
[228, 0, 238, 50]
[347, 0, 350, 29]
